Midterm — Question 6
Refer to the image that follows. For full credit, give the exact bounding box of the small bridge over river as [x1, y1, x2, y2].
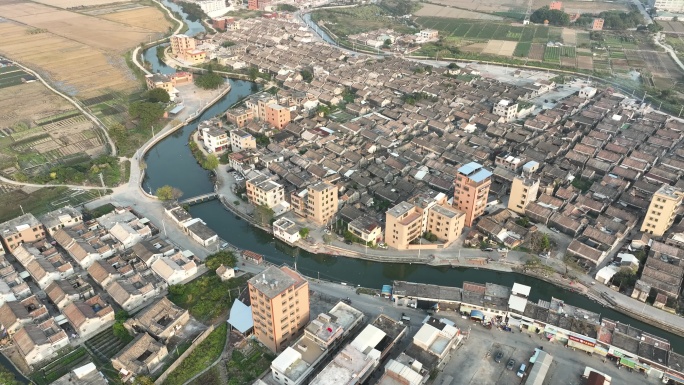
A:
[179, 192, 219, 205]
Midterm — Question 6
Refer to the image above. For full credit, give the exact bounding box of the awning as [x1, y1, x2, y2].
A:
[568, 339, 594, 353]
[663, 372, 684, 383]
[620, 357, 636, 369]
[593, 345, 609, 356]
[460, 305, 472, 314]
[470, 310, 484, 320]
[381, 285, 392, 295]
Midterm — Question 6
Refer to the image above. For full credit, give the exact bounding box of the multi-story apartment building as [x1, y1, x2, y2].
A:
[230, 129, 256, 152]
[265, 104, 291, 129]
[385, 202, 422, 250]
[385, 192, 464, 250]
[0, 214, 46, 253]
[226, 106, 254, 127]
[306, 182, 338, 225]
[246, 171, 285, 209]
[195, 0, 226, 14]
[653, 0, 684, 12]
[245, 92, 276, 121]
[248, 0, 271, 10]
[170, 34, 196, 56]
[454, 162, 492, 227]
[508, 176, 540, 214]
[248, 266, 310, 353]
[426, 203, 465, 246]
[640, 185, 684, 236]
[492, 99, 518, 122]
[201, 126, 228, 152]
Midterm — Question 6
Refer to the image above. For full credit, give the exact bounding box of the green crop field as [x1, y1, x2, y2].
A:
[415, 18, 551, 44]
[560, 46, 576, 57]
[544, 46, 561, 63]
[514, 42, 531, 57]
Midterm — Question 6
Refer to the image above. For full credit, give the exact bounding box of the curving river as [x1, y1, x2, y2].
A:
[138, 4, 684, 352]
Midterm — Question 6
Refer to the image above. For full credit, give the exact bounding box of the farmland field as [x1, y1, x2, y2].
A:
[531, 0, 629, 13]
[528, 44, 545, 61]
[513, 42, 531, 57]
[0, 81, 106, 180]
[544, 46, 561, 63]
[424, 0, 528, 13]
[98, 5, 173, 33]
[32, 0, 132, 7]
[311, 5, 415, 37]
[414, 4, 503, 20]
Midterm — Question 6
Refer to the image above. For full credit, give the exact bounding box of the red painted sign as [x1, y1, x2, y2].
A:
[569, 335, 596, 347]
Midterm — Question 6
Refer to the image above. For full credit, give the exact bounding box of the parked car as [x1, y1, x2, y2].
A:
[517, 364, 527, 377]
[482, 248, 494, 252]
[494, 351, 503, 363]
[507, 359, 515, 370]
[497, 248, 508, 253]
[345, 240, 353, 245]
[378, 243, 388, 249]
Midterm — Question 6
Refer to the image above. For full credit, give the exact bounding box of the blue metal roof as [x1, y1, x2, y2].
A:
[228, 299, 253, 333]
[470, 169, 492, 183]
[169, 105, 185, 114]
[458, 161, 482, 176]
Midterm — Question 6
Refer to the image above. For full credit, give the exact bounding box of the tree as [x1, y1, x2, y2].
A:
[202, 154, 219, 170]
[145, 88, 170, 103]
[299, 227, 309, 238]
[300, 69, 313, 83]
[530, 233, 551, 252]
[0, 366, 20, 385]
[221, 40, 236, 48]
[156, 185, 183, 201]
[205, 250, 237, 270]
[177, 1, 207, 21]
[254, 205, 274, 226]
[248, 66, 260, 81]
[611, 267, 637, 289]
[129, 101, 165, 128]
[194, 71, 224, 90]
[316, 104, 331, 116]
[115, 310, 129, 322]
[530, 6, 570, 26]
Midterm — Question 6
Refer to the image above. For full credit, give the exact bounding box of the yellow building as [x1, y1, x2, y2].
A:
[230, 129, 256, 152]
[170, 34, 196, 56]
[246, 171, 285, 209]
[182, 49, 206, 65]
[306, 182, 338, 225]
[385, 192, 464, 250]
[507, 176, 540, 214]
[145, 73, 174, 93]
[640, 185, 684, 236]
[454, 162, 492, 227]
[0, 214, 46, 253]
[248, 266, 310, 353]
[348, 216, 383, 245]
[385, 201, 423, 250]
[226, 107, 254, 127]
[426, 204, 465, 245]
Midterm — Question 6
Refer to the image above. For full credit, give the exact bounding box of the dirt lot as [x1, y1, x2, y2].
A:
[414, 3, 503, 20]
